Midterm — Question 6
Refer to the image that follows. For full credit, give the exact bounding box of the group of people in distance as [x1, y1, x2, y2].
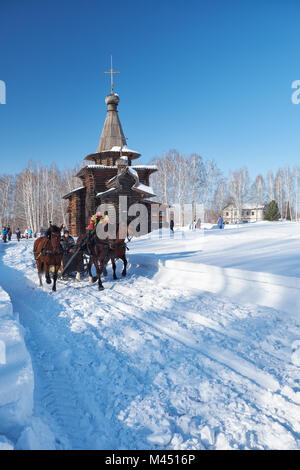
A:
[1, 226, 12, 243]
[23, 227, 34, 239]
[189, 216, 225, 230]
[1, 226, 37, 243]
[188, 218, 202, 230]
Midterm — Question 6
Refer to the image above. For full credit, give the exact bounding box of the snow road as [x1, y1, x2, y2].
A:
[0, 226, 300, 449]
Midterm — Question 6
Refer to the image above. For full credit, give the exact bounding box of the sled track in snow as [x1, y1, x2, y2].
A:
[22, 299, 100, 449]
[0, 256, 136, 448]
[2, 289, 101, 449]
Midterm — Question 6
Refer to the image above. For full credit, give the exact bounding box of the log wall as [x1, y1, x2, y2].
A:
[65, 167, 156, 236]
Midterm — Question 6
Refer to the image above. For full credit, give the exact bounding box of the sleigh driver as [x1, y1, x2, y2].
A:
[60, 229, 76, 279]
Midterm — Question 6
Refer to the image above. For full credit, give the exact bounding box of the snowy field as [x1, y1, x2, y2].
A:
[0, 221, 299, 450]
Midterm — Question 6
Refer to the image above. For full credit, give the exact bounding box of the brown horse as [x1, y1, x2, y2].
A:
[105, 239, 128, 280]
[33, 225, 63, 292]
[103, 224, 131, 279]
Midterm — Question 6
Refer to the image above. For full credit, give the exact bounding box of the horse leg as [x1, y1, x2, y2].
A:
[45, 263, 52, 284]
[52, 265, 59, 292]
[121, 255, 127, 277]
[111, 256, 117, 280]
[75, 253, 84, 281]
[36, 259, 43, 286]
[88, 258, 94, 284]
[75, 258, 81, 281]
[94, 259, 104, 291]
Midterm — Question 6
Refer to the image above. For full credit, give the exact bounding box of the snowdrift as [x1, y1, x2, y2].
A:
[0, 285, 33, 448]
[129, 254, 300, 319]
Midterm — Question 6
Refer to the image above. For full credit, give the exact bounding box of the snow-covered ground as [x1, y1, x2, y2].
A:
[0, 285, 34, 449]
[0, 221, 299, 450]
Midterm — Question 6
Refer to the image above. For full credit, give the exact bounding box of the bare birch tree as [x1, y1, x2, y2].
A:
[229, 168, 249, 219]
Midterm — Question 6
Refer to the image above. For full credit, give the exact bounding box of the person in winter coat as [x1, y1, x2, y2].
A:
[217, 215, 224, 229]
[2, 228, 7, 243]
[7, 226, 12, 241]
[169, 219, 174, 238]
[16, 228, 21, 242]
[60, 229, 75, 254]
[28, 228, 33, 238]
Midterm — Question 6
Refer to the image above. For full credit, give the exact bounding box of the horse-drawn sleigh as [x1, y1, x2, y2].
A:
[33, 224, 129, 292]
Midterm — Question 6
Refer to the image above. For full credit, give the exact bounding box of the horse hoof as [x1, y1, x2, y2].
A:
[46, 279, 52, 284]
[122, 272, 126, 277]
[113, 276, 118, 280]
[99, 286, 104, 291]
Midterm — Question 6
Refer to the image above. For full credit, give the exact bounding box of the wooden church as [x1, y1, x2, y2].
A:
[63, 74, 159, 237]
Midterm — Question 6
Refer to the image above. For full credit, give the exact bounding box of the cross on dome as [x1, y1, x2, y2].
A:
[104, 56, 120, 94]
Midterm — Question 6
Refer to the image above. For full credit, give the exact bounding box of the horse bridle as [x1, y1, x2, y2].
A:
[43, 232, 63, 255]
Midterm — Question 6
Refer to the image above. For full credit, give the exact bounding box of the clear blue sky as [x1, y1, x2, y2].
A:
[1, 0, 300, 176]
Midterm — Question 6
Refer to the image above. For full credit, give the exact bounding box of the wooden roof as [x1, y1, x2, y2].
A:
[97, 93, 126, 152]
[84, 92, 142, 164]
[62, 186, 85, 199]
[76, 164, 157, 179]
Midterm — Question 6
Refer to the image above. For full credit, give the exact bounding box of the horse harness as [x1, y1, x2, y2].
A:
[108, 240, 129, 251]
[35, 237, 63, 259]
[85, 234, 129, 253]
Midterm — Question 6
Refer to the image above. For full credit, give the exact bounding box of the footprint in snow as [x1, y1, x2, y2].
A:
[291, 340, 300, 366]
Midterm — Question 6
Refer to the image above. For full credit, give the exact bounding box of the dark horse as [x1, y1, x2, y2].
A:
[75, 225, 129, 286]
[105, 238, 128, 280]
[75, 233, 111, 290]
[33, 225, 63, 292]
[102, 224, 130, 280]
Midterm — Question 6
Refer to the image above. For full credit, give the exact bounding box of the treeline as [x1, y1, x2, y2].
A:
[0, 161, 81, 232]
[1, 152, 299, 231]
[150, 150, 300, 222]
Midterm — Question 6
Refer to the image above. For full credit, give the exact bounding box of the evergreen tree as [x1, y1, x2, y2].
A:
[264, 200, 281, 221]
